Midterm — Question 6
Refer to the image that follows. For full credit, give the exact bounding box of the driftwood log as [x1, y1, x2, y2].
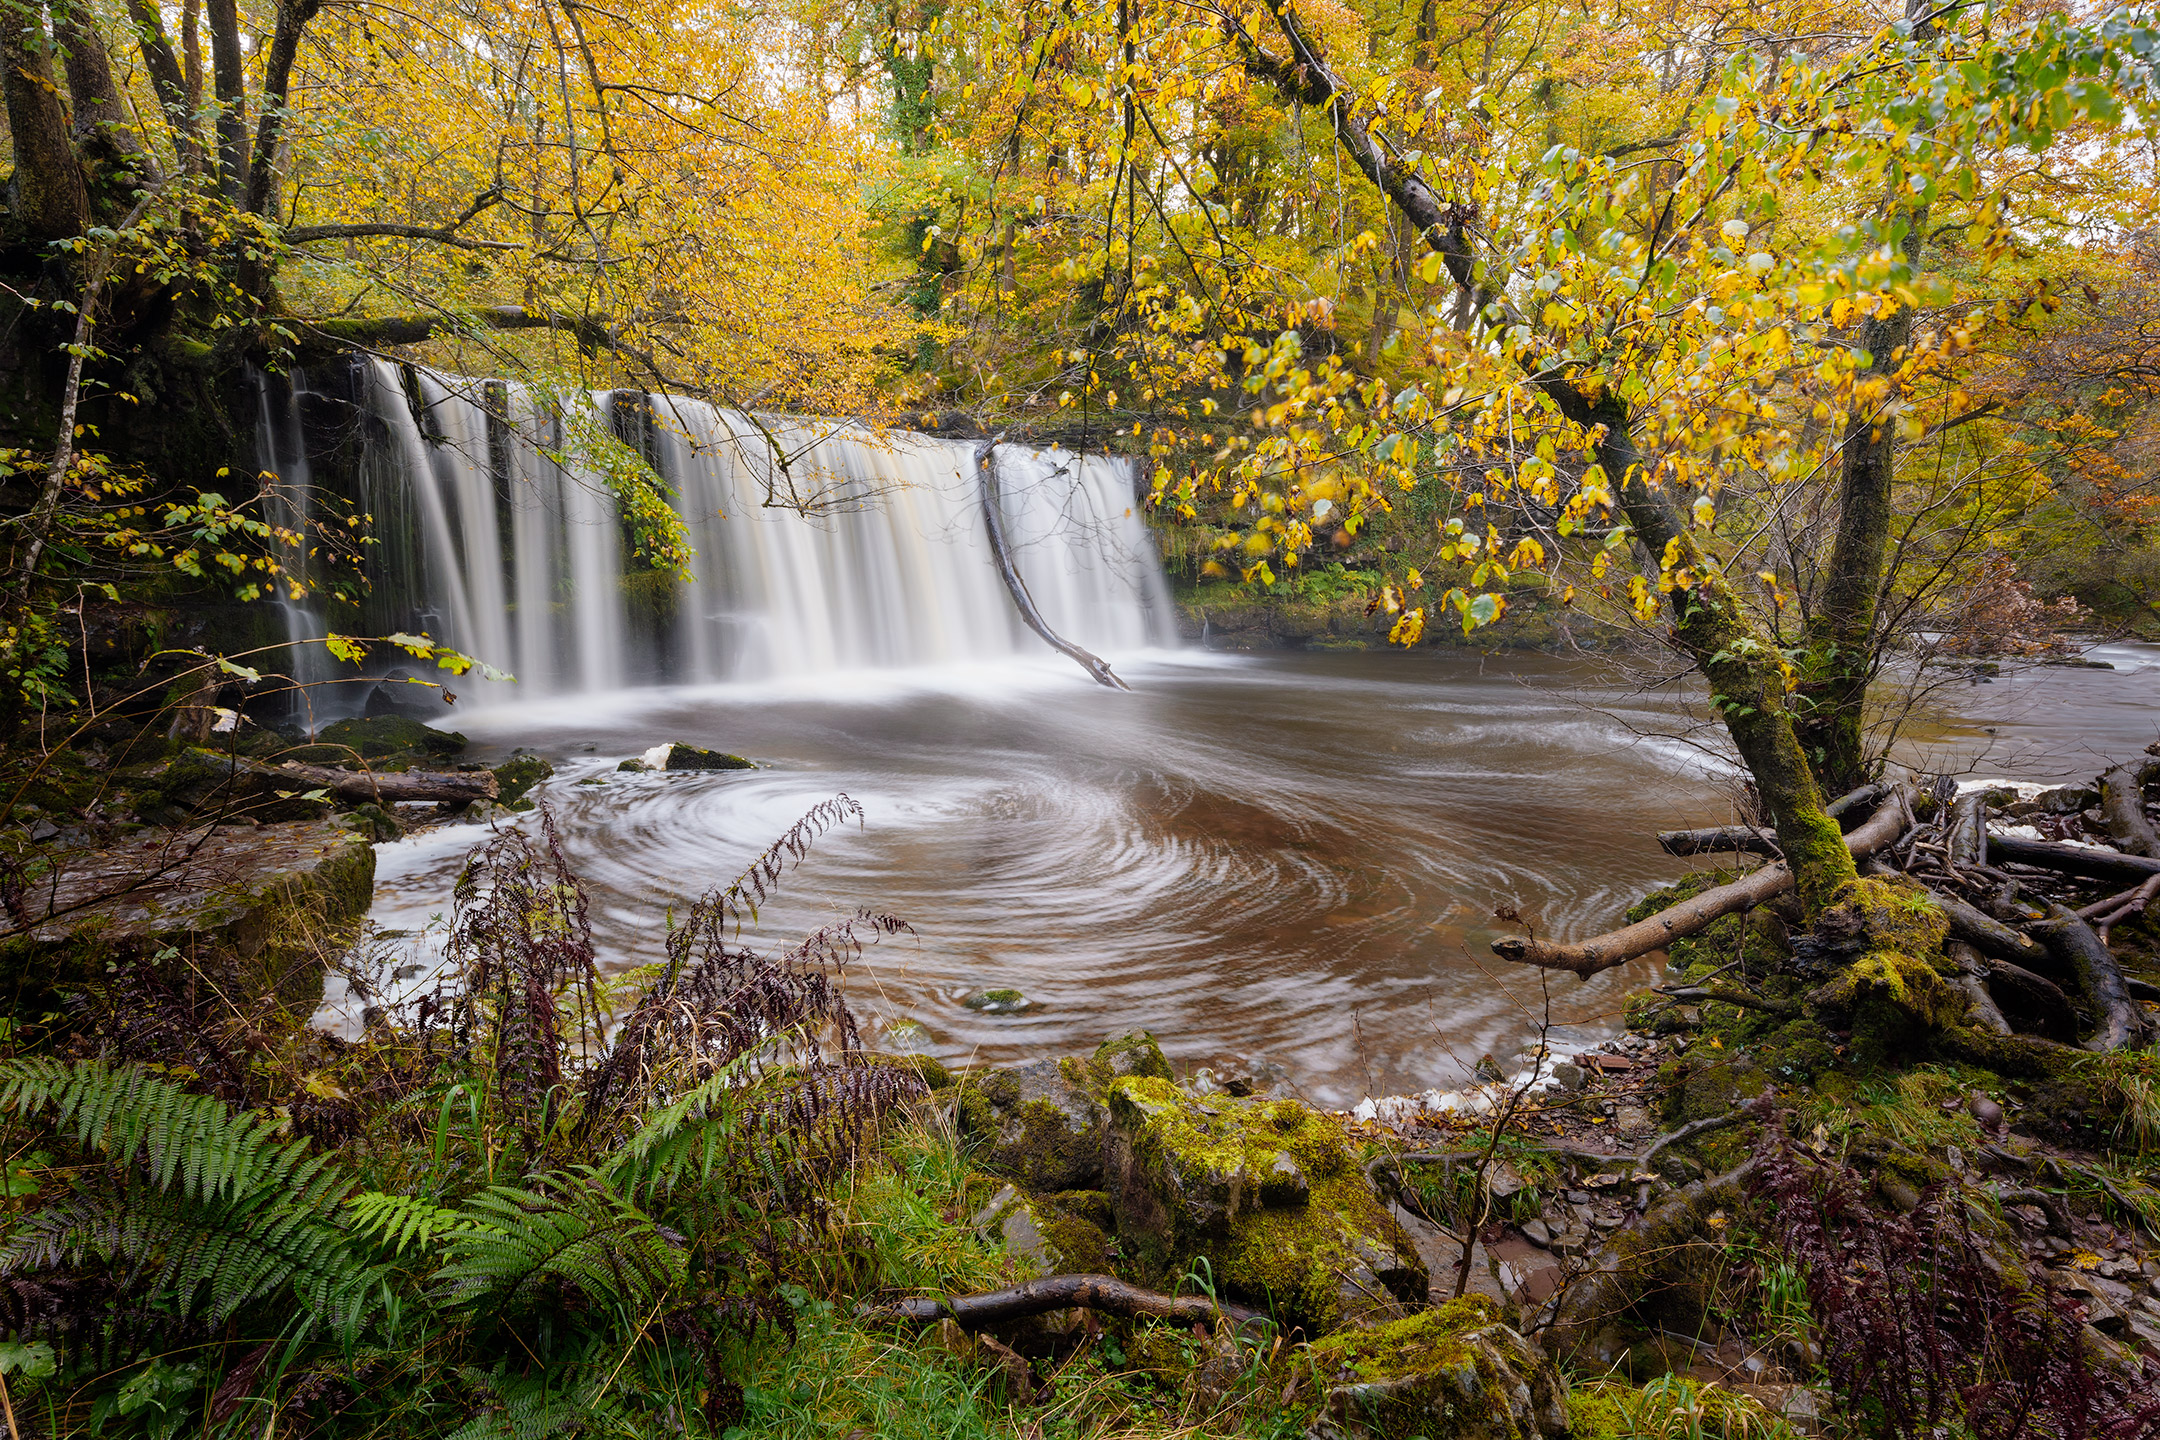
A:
[1944, 791, 1988, 869]
[976, 441, 1128, 691]
[1986, 833, 2160, 883]
[1495, 788, 1912, 977]
[1975, 955, 2080, 1043]
[1943, 941, 2011, 1036]
[863, 1275, 1261, 1331]
[236, 753, 499, 804]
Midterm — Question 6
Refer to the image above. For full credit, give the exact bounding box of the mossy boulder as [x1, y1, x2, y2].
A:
[954, 1032, 1176, 1193]
[0, 819, 375, 1017]
[138, 747, 335, 825]
[972, 1183, 1113, 1276]
[957, 1057, 1107, 1192]
[1308, 1296, 1567, 1440]
[1104, 1077, 1426, 1332]
[492, 755, 553, 808]
[309, 716, 465, 762]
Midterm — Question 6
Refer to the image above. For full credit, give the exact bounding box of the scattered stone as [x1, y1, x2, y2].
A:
[963, 988, 1033, 1014]
[1520, 1218, 1553, 1248]
[1308, 1297, 1567, 1440]
[1549, 1062, 1586, 1091]
[492, 753, 553, 808]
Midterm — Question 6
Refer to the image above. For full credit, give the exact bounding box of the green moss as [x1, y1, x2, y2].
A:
[1036, 1209, 1112, 1273]
[1820, 875, 1950, 958]
[1308, 1296, 1496, 1378]
[490, 755, 552, 808]
[1817, 949, 1965, 1070]
[1107, 1077, 1422, 1332]
[318, 715, 465, 759]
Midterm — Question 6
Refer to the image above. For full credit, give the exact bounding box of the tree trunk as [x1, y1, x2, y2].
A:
[206, 0, 248, 204]
[1239, 0, 1858, 915]
[123, 0, 204, 174]
[2, 5, 94, 244]
[54, 7, 159, 189]
[1791, 211, 1924, 794]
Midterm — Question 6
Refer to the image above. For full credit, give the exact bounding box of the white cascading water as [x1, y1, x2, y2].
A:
[319, 360, 1174, 698]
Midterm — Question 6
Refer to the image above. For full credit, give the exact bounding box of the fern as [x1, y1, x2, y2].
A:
[603, 1059, 755, 1200]
[435, 1169, 686, 1320]
[347, 1192, 472, 1259]
[0, 1059, 374, 1339]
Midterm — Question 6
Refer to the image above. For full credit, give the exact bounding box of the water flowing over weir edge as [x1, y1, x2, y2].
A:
[255, 359, 1178, 709]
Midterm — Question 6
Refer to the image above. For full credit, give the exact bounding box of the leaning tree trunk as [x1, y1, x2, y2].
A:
[1240, 0, 1859, 916]
[1, 7, 94, 246]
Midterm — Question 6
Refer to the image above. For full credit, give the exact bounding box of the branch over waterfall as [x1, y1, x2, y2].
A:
[976, 441, 1129, 691]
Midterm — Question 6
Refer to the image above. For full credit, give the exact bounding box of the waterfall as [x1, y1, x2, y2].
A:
[262, 360, 1176, 705]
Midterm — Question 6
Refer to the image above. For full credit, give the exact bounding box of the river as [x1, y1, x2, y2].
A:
[335, 640, 2159, 1108]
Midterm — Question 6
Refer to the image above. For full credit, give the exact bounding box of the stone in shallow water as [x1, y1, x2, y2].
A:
[635, 742, 757, 771]
[964, 988, 1033, 1013]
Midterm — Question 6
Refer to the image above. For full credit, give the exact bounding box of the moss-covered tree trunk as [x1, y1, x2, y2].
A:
[1792, 210, 1926, 796]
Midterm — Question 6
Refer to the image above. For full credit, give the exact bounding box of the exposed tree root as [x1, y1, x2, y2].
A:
[1494, 788, 1911, 977]
[863, 1274, 1262, 1331]
[2033, 903, 2152, 1051]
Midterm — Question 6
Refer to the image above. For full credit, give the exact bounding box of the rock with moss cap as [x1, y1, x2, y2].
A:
[1309, 1296, 1566, 1439]
[1801, 875, 1964, 1068]
[1104, 1076, 1426, 1332]
[954, 1032, 1176, 1193]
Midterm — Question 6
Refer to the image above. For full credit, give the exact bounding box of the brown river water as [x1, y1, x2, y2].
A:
[338, 642, 2160, 1108]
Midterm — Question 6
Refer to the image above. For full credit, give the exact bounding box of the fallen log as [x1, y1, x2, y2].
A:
[1653, 783, 1891, 858]
[1495, 789, 1912, 977]
[1930, 891, 2052, 970]
[1657, 825, 1778, 858]
[1985, 834, 2160, 884]
[2099, 765, 2159, 858]
[862, 1274, 1262, 1331]
[977, 441, 1128, 691]
[1945, 791, 1988, 869]
[267, 759, 498, 805]
[2032, 902, 2152, 1051]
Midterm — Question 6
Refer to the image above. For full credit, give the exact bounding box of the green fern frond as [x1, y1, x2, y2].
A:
[436, 1168, 686, 1320]
[347, 1191, 472, 1258]
[0, 1058, 300, 1203]
[0, 1059, 375, 1338]
[603, 1060, 753, 1198]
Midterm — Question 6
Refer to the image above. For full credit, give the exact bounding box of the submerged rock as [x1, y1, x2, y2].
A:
[1309, 1297, 1567, 1439]
[963, 988, 1034, 1014]
[1105, 1075, 1427, 1331]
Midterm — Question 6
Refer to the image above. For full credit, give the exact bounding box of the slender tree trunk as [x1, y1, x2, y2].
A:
[125, 0, 204, 175]
[1, 4, 94, 244]
[206, 0, 248, 204]
[1792, 208, 1926, 794]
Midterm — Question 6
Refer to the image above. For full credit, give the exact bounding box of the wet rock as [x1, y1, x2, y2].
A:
[963, 988, 1034, 1014]
[1519, 1218, 1553, 1249]
[1308, 1297, 1567, 1439]
[972, 1183, 1112, 1277]
[0, 819, 375, 1016]
[636, 742, 755, 771]
[1104, 1076, 1426, 1332]
[491, 753, 552, 807]
[313, 715, 465, 761]
[1549, 1062, 1586, 1092]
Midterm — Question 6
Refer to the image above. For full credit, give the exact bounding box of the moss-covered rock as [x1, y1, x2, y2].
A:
[956, 1057, 1107, 1192]
[492, 755, 552, 808]
[1308, 1296, 1567, 1439]
[1105, 1077, 1426, 1332]
[313, 715, 465, 761]
[0, 818, 375, 1018]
